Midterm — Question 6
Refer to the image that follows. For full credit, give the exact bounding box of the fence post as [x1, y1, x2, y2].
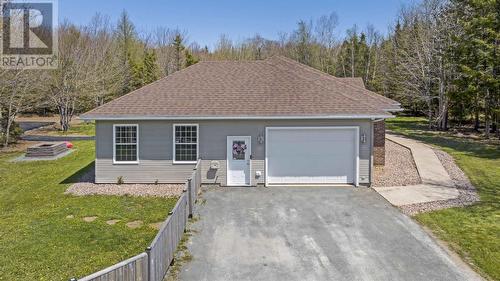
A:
[187, 179, 193, 218]
[146, 246, 152, 281]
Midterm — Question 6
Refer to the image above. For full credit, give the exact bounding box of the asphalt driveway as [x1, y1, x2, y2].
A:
[179, 186, 481, 281]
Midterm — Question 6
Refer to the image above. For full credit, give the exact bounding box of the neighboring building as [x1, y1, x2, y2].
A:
[80, 56, 401, 187]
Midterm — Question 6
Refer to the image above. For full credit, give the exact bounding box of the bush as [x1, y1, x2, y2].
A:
[0, 121, 23, 145]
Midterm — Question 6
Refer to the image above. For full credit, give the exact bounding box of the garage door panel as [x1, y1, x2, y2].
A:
[267, 128, 357, 185]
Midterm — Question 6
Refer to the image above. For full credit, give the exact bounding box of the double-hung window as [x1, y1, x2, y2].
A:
[173, 124, 198, 163]
[113, 124, 139, 164]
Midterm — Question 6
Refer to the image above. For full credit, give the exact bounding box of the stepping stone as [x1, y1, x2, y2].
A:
[83, 216, 97, 222]
[66, 215, 74, 219]
[106, 219, 121, 225]
[148, 222, 164, 230]
[126, 220, 143, 229]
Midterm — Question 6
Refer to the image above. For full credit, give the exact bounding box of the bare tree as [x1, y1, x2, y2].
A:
[0, 70, 41, 147]
[315, 12, 339, 74]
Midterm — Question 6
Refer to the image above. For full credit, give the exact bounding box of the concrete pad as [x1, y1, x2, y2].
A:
[178, 187, 481, 281]
[373, 184, 460, 206]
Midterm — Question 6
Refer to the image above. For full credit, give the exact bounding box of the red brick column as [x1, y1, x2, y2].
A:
[373, 121, 385, 165]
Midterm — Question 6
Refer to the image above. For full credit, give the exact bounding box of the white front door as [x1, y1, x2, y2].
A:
[227, 136, 251, 186]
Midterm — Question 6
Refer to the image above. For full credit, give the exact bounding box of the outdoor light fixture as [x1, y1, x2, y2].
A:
[257, 132, 264, 144]
[361, 133, 366, 143]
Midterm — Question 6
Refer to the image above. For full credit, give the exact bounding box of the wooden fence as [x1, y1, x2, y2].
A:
[72, 160, 202, 281]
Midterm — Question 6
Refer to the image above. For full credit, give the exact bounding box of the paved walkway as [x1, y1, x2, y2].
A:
[373, 134, 459, 206]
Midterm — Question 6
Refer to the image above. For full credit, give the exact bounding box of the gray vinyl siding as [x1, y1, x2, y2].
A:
[95, 119, 373, 185]
[95, 121, 195, 184]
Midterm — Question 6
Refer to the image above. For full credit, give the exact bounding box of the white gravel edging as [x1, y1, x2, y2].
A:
[400, 149, 479, 216]
[65, 168, 184, 198]
[66, 183, 184, 198]
[373, 140, 421, 187]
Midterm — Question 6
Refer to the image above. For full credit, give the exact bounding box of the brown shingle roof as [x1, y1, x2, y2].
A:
[80, 56, 400, 120]
[338, 77, 366, 89]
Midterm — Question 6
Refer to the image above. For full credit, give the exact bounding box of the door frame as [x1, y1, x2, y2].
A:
[265, 126, 359, 187]
[226, 136, 252, 186]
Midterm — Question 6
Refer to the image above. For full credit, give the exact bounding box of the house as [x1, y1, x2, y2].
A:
[80, 56, 401, 187]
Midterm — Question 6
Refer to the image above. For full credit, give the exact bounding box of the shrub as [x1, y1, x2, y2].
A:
[117, 176, 124, 185]
[0, 121, 23, 145]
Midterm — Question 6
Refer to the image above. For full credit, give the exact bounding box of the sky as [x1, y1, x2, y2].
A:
[59, 0, 415, 48]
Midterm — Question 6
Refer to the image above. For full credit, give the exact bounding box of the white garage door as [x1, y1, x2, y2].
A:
[266, 127, 358, 185]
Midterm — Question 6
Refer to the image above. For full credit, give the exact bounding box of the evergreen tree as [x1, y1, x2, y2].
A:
[143, 50, 160, 84]
[450, 0, 499, 135]
[185, 49, 199, 67]
[172, 33, 185, 72]
[115, 10, 140, 95]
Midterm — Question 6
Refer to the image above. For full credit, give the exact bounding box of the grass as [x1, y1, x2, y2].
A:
[0, 140, 178, 280]
[387, 117, 500, 280]
[52, 122, 95, 136]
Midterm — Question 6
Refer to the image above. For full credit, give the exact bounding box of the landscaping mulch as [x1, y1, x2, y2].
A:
[372, 140, 421, 187]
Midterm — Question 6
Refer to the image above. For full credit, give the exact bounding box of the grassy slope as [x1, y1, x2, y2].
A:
[0, 141, 177, 280]
[387, 117, 499, 280]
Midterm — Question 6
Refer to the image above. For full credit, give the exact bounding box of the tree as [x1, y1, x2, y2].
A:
[315, 12, 339, 74]
[0, 70, 40, 147]
[292, 20, 314, 65]
[172, 33, 185, 72]
[184, 49, 199, 67]
[143, 49, 160, 84]
[115, 10, 141, 95]
[450, 0, 499, 136]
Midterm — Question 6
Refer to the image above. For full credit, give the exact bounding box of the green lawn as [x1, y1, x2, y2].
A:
[54, 122, 95, 136]
[0, 141, 178, 280]
[387, 117, 500, 280]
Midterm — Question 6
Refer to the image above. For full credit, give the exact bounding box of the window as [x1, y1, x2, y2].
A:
[232, 141, 247, 160]
[113, 125, 138, 163]
[173, 124, 198, 163]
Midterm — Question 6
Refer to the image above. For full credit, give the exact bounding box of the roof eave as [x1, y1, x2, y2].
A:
[79, 114, 395, 121]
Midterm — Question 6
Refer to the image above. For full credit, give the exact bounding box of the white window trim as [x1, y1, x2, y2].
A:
[113, 124, 139, 165]
[173, 124, 199, 164]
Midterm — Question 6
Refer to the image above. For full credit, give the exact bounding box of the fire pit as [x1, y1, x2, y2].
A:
[26, 142, 68, 157]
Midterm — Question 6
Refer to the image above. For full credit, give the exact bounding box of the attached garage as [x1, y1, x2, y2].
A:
[265, 127, 359, 186]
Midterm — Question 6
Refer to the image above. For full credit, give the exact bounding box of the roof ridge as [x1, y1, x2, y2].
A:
[199, 59, 265, 63]
[81, 62, 203, 118]
[268, 56, 400, 106]
[264, 57, 389, 114]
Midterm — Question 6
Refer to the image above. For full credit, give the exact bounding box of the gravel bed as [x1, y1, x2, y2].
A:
[372, 140, 421, 187]
[65, 169, 184, 198]
[400, 149, 479, 216]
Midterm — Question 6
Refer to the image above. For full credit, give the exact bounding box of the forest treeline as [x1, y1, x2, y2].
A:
[1, 0, 498, 147]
